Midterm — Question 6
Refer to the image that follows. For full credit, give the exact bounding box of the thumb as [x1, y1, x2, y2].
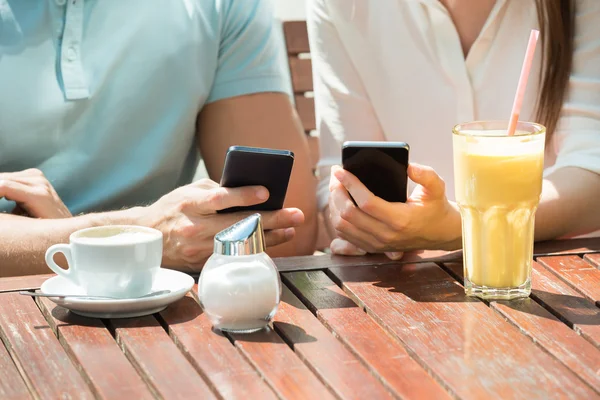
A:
[330, 238, 367, 256]
[408, 163, 446, 199]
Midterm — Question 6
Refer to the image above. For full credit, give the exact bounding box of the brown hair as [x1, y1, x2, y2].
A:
[534, 0, 576, 138]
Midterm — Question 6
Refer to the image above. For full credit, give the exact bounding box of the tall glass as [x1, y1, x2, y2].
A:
[452, 121, 545, 300]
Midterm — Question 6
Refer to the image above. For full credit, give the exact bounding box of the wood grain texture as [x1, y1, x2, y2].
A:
[537, 256, 600, 306]
[274, 250, 462, 273]
[274, 285, 393, 399]
[274, 241, 600, 274]
[289, 58, 313, 93]
[110, 315, 216, 399]
[228, 326, 336, 400]
[0, 338, 31, 400]
[283, 271, 452, 399]
[329, 262, 597, 400]
[295, 95, 316, 133]
[528, 262, 600, 349]
[0, 293, 94, 399]
[159, 295, 277, 400]
[0, 274, 53, 292]
[585, 253, 600, 267]
[283, 21, 310, 55]
[443, 262, 600, 394]
[533, 238, 600, 256]
[37, 298, 153, 400]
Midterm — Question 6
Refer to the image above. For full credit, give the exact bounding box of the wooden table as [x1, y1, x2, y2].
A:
[1, 239, 599, 400]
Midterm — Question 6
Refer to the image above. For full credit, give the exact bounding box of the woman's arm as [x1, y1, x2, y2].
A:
[536, 168, 600, 240]
[535, 1, 600, 239]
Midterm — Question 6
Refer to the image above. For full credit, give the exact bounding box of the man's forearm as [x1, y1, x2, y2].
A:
[0, 208, 143, 277]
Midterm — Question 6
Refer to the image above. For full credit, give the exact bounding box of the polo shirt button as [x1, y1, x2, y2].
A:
[66, 47, 77, 61]
[56, 0, 67, 5]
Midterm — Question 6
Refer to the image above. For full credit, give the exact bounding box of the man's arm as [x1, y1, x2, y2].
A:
[0, 208, 141, 277]
[197, 92, 318, 256]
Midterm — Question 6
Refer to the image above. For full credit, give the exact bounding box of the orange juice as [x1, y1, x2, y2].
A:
[453, 122, 545, 299]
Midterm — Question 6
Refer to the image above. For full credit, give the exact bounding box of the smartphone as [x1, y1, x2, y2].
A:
[218, 146, 295, 213]
[342, 141, 409, 203]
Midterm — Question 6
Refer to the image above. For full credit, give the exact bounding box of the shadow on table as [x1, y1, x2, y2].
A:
[497, 290, 600, 326]
[34, 296, 200, 332]
[226, 323, 317, 345]
[371, 278, 600, 325]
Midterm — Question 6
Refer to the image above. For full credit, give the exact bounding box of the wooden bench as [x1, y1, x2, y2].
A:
[283, 21, 319, 171]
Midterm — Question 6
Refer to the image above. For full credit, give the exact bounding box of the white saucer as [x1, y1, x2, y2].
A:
[40, 269, 195, 319]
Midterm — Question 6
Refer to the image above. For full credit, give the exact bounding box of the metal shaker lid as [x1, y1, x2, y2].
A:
[214, 213, 266, 256]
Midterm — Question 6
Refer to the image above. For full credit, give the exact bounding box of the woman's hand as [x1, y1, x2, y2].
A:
[0, 169, 72, 219]
[328, 164, 461, 256]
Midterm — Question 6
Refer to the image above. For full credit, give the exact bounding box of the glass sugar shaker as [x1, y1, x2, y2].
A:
[198, 213, 282, 333]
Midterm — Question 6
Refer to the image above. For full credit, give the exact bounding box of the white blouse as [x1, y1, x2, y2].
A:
[308, 0, 600, 211]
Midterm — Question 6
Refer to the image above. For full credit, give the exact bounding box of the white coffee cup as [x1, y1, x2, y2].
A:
[45, 225, 163, 299]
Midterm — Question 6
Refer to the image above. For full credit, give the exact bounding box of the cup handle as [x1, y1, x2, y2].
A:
[45, 244, 74, 280]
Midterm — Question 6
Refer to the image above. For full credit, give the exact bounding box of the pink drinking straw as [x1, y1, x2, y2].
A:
[507, 29, 540, 136]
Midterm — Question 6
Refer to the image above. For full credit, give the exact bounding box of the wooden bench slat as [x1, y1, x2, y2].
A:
[289, 58, 313, 93]
[283, 21, 310, 55]
[0, 337, 31, 399]
[110, 315, 217, 399]
[159, 295, 278, 400]
[527, 262, 600, 348]
[283, 271, 452, 399]
[329, 262, 597, 399]
[538, 256, 600, 306]
[36, 298, 153, 400]
[584, 253, 600, 267]
[228, 325, 336, 399]
[0, 274, 54, 293]
[274, 285, 394, 399]
[443, 262, 600, 393]
[295, 95, 316, 133]
[0, 293, 95, 399]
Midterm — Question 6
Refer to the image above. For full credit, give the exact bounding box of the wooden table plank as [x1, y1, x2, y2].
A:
[159, 295, 278, 400]
[273, 285, 394, 399]
[528, 262, 600, 348]
[275, 238, 600, 273]
[283, 271, 452, 399]
[0, 274, 53, 293]
[329, 262, 597, 400]
[36, 298, 153, 400]
[0, 338, 32, 400]
[228, 326, 336, 400]
[0, 293, 95, 399]
[443, 262, 600, 394]
[110, 315, 217, 399]
[537, 256, 600, 306]
[585, 253, 600, 267]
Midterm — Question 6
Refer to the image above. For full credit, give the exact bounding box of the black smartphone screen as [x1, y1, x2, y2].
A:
[342, 142, 409, 203]
[218, 146, 294, 213]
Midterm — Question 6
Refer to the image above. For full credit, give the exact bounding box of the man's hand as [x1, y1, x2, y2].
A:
[0, 169, 71, 219]
[139, 179, 305, 272]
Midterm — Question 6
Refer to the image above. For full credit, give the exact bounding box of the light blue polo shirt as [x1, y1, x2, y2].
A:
[0, 0, 290, 213]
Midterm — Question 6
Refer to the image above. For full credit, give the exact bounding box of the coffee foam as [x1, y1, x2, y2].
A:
[76, 230, 157, 245]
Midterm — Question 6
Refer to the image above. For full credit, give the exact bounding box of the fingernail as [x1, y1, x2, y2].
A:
[291, 210, 304, 224]
[284, 228, 295, 239]
[386, 252, 404, 260]
[410, 164, 421, 178]
[256, 188, 269, 201]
